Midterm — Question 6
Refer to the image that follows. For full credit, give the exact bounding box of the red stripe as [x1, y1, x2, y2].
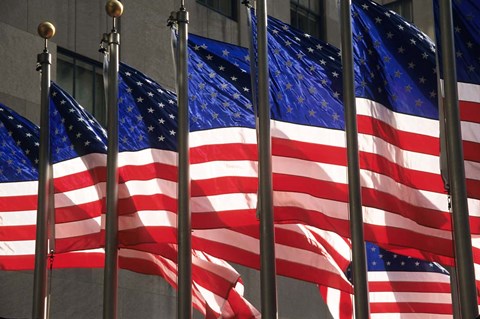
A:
[191, 143, 257, 163]
[460, 100, 480, 124]
[360, 151, 446, 193]
[273, 206, 455, 262]
[464, 140, 480, 164]
[55, 200, 104, 223]
[192, 176, 257, 196]
[369, 281, 451, 293]
[0, 252, 104, 270]
[0, 194, 36, 211]
[192, 210, 258, 229]
[370, 302, 452, 314]
[55, 232, 104, 253]
[467, 178, 480, 200]
[358, 115, 440, 155]
[273, 138, 346, 166]
[54, 166, 106, 192]
[0, 225, 36, 240]
[119, 193, 176, 215]
[118, 226, 177, 246]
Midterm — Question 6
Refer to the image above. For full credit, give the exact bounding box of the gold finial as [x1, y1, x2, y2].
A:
[106, 0, 124, 18]
[37, 22, 55, 39]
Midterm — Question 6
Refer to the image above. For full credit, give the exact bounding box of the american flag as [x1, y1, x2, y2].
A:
[51, 78, 262, 318]
[0, 91, 260, 319]
[433, 0, 480, 303]
[116, 61, 353, 292]
[350, 0, 461, 263]
[0, 85, 107, 267]
[49, 82, 107, 253]
[433, 0, 480, 237]
[320, 242, 453, 319]
[236, 2, 457, 264]
[0, 103, 41, 268]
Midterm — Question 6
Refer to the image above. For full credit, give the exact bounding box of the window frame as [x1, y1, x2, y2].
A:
[56, 47, 106, 125]
[196, 0, 239, 21]
[290, 0, 325, 40]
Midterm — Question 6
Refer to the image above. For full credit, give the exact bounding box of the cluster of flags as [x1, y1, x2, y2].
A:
[0, 0, 479, 317]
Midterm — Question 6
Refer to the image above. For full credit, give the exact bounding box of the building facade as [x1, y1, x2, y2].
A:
[0, 0, 433, 318]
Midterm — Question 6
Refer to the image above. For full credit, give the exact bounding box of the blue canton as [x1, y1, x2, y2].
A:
[0, 104, 39, 182]
[352, 0, 439, 120]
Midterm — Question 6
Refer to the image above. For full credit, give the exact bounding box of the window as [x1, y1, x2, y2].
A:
[290, 0, 324, 39]
[57, 48, 106, 125]
[384, 0, 413, 22]
[197, 0, 238, 20]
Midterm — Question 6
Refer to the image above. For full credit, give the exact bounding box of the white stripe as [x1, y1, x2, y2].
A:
[118, 210, 176, 229]
[371, 314, 452, 319]
[55, 184, 105, 208]
[271, 120, 345, 147]
[191, 160, 258, 180]
[53, 153, 106, 178]
[0, 180, 38, 197]
[195, 285, 226, 313]
[465, 159, 480, 181]
[457, 82, 480, 104]
[193, 228, 349, 280]
[360, 169, 447, 211]
[356, 98, 440, 137]
[358, 133, 441, 174]
[190, 127, 257, 147]
[119, 148, 177, 167]
[368, 271, 450, 284]
[369, 291, 451, 304]
[191, 193, 257, 213]
[0, 210, 36, 226]
[120, 178, 177, 198]
[0, 240, 35, 255]
[272, 153, 448, 212]
[324, 287, 342, 319]
[273, 191, 452, 240]
[461, 120, 480, 142]
[55, 216, 102, 238]
[273, 155, 346, 183]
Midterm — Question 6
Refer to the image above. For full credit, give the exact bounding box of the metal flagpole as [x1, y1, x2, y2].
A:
[102, 1, 123, 318]
[339, 1, 370, 319]
[438, 1, 478, 317]
[175, 2, 192, 319]
[256, 0, 278, 318]
[32, 21, 55, 319]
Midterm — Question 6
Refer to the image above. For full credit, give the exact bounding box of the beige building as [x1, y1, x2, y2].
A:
[0, 0, 434, 318]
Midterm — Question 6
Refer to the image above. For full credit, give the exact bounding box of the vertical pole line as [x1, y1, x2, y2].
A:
[103, 1, 123, 317]
[449, 266, 461, 319]
[176, 6, 192, 319]
[33, 24, 53, 319]
[438, 1, 478, 318]
[339, 2, 369, 319]
[257, 0, 278, 318]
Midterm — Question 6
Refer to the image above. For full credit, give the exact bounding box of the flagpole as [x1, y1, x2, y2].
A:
[175, 2, 192, 319]
[339, 1, 370, 318]
[437, 1, 478, 317]
[256, 0, 278, 317]
[102, 1, 123, 318]
[32, 21, 55, 319]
